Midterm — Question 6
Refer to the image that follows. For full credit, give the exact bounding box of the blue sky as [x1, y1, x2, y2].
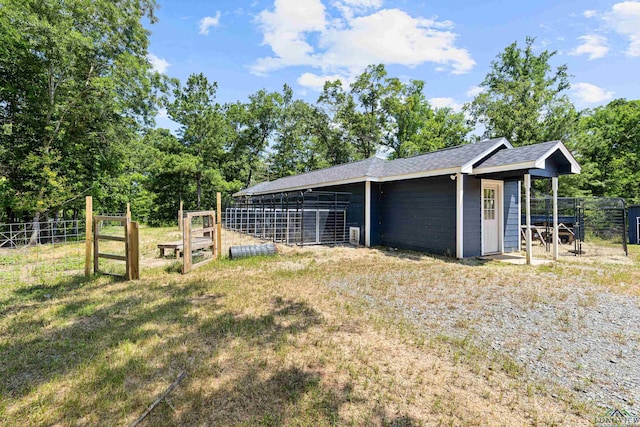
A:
[149, 0, 640, 131]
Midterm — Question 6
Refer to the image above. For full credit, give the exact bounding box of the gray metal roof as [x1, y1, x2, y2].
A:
[235, 138, 577, 196]
[473, 140, 560, 168]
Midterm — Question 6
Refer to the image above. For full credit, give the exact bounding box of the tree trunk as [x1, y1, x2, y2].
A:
[245, 168, 253, 189]
[196, 171, 202, 209]
[28, 212, 40, 246]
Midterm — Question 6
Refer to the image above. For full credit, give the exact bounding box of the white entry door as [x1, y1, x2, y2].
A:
[482, 181, 502, 254]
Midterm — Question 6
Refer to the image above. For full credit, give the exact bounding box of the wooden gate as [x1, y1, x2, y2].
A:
[182, 211, 219, 274]
[93, 215, 140, 280]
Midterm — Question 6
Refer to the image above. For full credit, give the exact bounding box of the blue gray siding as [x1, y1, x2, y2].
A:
[463, 176, 482, 257]
[503, 180, 520, 252]
[629, 205, 640, 245]
[370, 183, 383, 246]
[379, 176, 456, 255]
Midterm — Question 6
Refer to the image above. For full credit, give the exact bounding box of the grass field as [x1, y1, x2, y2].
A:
[1, 226, 638, 425]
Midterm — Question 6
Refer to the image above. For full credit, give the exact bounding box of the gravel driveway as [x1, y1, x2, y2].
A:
[327, 264, 640, 413]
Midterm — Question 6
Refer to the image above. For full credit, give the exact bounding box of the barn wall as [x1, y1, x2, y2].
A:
[503, 180, 520, 252]
[379, 176, 456, 255]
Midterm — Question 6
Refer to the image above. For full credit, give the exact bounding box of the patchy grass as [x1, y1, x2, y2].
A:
[3, 228, 637, 425]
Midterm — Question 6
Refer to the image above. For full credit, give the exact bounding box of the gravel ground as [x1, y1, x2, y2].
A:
[327, 266, 640, 413]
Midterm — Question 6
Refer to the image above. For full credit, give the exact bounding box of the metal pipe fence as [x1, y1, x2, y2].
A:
[224, 208, 347, 245]
[0, 219, 86, 248]
[0, 214, 126, 285]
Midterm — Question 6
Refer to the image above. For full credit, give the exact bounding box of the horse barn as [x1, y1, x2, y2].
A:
[229, 138, 580, 261]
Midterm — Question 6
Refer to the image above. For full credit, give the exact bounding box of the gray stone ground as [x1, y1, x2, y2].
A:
[327, 269, 640, 413]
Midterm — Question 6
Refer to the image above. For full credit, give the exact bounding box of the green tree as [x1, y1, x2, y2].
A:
[168, 73, 227, 208]
[465, 36, 577, 146]
[572, 99, 640, 202]
[226, 90, 282, 187]
[143, 128, 197, 225]
[317, 80, 357, 163]
[381, 79, 470, 158]
[270, 85, 327, 178]
[349, 64, 389, 158]
[0, 0, 159, 222]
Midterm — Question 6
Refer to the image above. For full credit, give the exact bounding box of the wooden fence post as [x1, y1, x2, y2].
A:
[216, 192, 222, 259]
[129, 221, 140, 280]
[182, 216, 191, 274]
[178, 200, 183, 231]
[126, 203, 131, 221]
[85, 196, 93, 277]
[93, 217, 99, 275]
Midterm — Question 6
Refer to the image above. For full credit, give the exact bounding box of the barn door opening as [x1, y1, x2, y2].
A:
[482, 180, 503, 255]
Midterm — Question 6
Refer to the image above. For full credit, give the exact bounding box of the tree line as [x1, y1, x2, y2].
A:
[1, 1, 638, 226]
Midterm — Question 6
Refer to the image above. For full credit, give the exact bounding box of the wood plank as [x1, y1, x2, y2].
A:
[96, 234, 126, 242]
[129, 221, 140, 280]
[192, 226, 215, 235]
[185, 210, 216, 219]
[85, 196, 92, 277]
[182, 217, 191, 274]
[124, 218, 130, 280]
[93, 218, 99, 274]
[188, 257, 214, 271]
[94, 215, 127, 222]
[97, 253, 127, 261]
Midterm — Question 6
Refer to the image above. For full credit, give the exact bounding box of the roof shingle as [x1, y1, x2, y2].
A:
[235, 138, 576, 196]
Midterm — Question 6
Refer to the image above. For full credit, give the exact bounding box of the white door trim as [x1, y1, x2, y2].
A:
[481, 179, 504, 255]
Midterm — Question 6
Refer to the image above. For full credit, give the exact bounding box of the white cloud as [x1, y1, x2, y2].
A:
[465, 85, 484, 98]
[157, 108, 169, 118]
[572, 82, 614, 104]
[332, 0, 383, 19]
[569, 35, 609, 59]
[148, 53, 170, 73]
[199, 11, 222, 35]
[605, 1, 640, 56]
[583, 9, 597, 18]
[297, 72, 347, 91]
[251, 1, 475, 81]
[429, 97, 463, 112]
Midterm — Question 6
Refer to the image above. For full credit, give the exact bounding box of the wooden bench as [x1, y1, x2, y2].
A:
[158, 237, 213, 258]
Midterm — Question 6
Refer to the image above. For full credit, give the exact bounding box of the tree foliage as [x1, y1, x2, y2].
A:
[466, 36, 576, 146]
[318, 64, 470, 162]
[572, 99, 640, 203]
[0, 0, 159, 221]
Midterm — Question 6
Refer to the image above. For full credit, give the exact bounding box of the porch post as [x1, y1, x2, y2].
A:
[552, 176, 559, 261]
[365, 180, 371, 247]
[524, 173, 532, 265]
[456, 173, 464, 258]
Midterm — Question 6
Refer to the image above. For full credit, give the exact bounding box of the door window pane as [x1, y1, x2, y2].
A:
[483, 188, 495, 220]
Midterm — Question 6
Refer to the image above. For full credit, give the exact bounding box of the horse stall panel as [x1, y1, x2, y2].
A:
[224, 207, 347, 246]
